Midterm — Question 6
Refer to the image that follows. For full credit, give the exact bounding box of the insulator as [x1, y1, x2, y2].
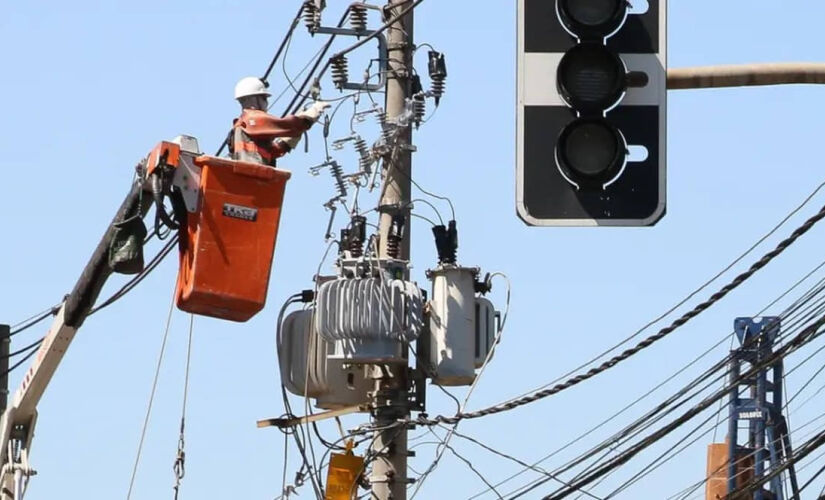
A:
[329, 161, 347, 199]
[348, 238, 364, 258]
[331, 55, 349, 90]
[412, 95, 426, 128]
[386, 233, 401, 260]
[353, 136, 373, 174]
[432, 220, 458, 265]
[375, 108, 394, 143]
[303, 1, 321, 33]
[428, 51, 447, 106]
[386, 215, 405, 260]
[345, 216, 367, 258]
[430, 76, 446, 106]
[350, 4, 368, 32]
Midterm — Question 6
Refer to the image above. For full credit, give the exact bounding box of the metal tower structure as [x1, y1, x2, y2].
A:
[724, 316, 800, 499]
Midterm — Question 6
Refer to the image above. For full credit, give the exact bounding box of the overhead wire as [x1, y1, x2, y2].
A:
[0, 346, 40, 381]
[423, 426, 504, 500]
[9, 305, 60, 337]
[667, 336, 825, 499]
[472, 256, 825, 500]
[126, 289, 176, 500]
[261, 2, 307, 82]
[172, 314, 194, 500]
[508, 283, 825, 498]
[534, 282, 825, 498]
[540, 309, 825, 499]
[89, 234, 179, 316]
[276, 293, 324, 499]
[441, 425, 604, 500]
[727, 423, 825, 498]
[494, 260, 825, 499]
[669, 410, 825, 500]
[409, 274, 511, 498]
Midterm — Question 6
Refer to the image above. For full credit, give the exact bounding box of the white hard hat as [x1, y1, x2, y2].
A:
[234, 77, 270, 100]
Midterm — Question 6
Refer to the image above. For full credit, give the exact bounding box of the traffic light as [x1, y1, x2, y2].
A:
[517, 0, 667, 226]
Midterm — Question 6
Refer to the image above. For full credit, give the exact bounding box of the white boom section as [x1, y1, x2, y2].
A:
[0, 304, 78, 500]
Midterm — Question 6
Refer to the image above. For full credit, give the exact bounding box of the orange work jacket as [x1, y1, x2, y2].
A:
[230, 109, 312, 166]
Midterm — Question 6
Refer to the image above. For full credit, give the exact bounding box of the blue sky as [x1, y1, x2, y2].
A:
[3, 1, 825, 498]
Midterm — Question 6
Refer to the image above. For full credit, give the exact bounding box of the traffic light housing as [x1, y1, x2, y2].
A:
[517, 0, 667, 226]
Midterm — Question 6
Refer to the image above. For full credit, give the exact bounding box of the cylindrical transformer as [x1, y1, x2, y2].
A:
[428, 266, 478, 386]
[278, 309, 371, 410]
[279, 309, 326, 398]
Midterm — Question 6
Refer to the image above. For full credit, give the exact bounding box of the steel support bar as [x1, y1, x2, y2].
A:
[668, 63, 825, 90]
[0, 326, 7, 414]
[256, 405, 367, 429]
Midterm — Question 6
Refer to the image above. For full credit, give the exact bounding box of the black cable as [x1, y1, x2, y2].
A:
[728, 424, 825, 498]
[261, 2, 307, 82]
[9, 306, 60, 337]
[542, 311, 825, 499]
[88, 235, 178, 316]
[800, 460, 825, 495]
[475, 257, 825, 500]
[423, 426, 504, 499]
[275, 295, 325, 499]
[531, 302, 824, 500]
[440, 425, 604, 500]
[8, 337, 44, 358]
[666, 410, 825, 500]
[0, 346, 40, 380]
[536, 292, 825, 499]
[284, 7, 353, 116]
[511, 277, 825, 499]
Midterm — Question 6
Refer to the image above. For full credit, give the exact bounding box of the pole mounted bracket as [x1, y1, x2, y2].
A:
[316, 26, 388, 92]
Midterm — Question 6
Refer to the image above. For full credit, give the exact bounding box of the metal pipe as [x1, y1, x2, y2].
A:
[668, 63, 825, 90]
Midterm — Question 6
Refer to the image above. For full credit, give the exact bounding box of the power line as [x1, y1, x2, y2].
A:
[541, 310, 825, 499]
[126, 291, 176, 500]
[530, 285, 825, 498]
[473, 256, 825, 499]
[261, 2, 307, 82]
[9, 306, 59, 337]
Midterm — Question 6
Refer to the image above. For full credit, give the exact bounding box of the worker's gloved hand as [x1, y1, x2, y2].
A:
[298, 100, 331, 122]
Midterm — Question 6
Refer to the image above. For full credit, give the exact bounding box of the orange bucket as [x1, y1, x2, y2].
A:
[175, 155, 291, 322]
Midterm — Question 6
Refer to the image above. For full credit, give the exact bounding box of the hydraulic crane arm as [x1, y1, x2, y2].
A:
[0, 178, 151, 500]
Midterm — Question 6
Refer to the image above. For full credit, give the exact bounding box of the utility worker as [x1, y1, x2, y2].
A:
[230, 76, 329, 166]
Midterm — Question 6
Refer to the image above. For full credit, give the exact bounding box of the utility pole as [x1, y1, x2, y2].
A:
[371, 0, 413, 498]
[0, 325, 8, 413]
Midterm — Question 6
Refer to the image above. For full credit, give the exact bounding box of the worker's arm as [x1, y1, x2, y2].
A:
[270, 101, 331, 157]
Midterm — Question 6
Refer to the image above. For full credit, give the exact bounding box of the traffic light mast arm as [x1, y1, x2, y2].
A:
[668, 62, 825, 89]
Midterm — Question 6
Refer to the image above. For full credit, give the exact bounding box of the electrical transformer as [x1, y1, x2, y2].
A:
[278, 308, 371, 409]
[427, 266, 499, 386]
[315, 277, 425, 363]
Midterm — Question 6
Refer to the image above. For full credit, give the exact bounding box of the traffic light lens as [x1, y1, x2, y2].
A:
[557, 119, 625, 183]
[566, 0, 620, 27]
[557, 44, 626, 113]
[557, 0, 627, 39]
